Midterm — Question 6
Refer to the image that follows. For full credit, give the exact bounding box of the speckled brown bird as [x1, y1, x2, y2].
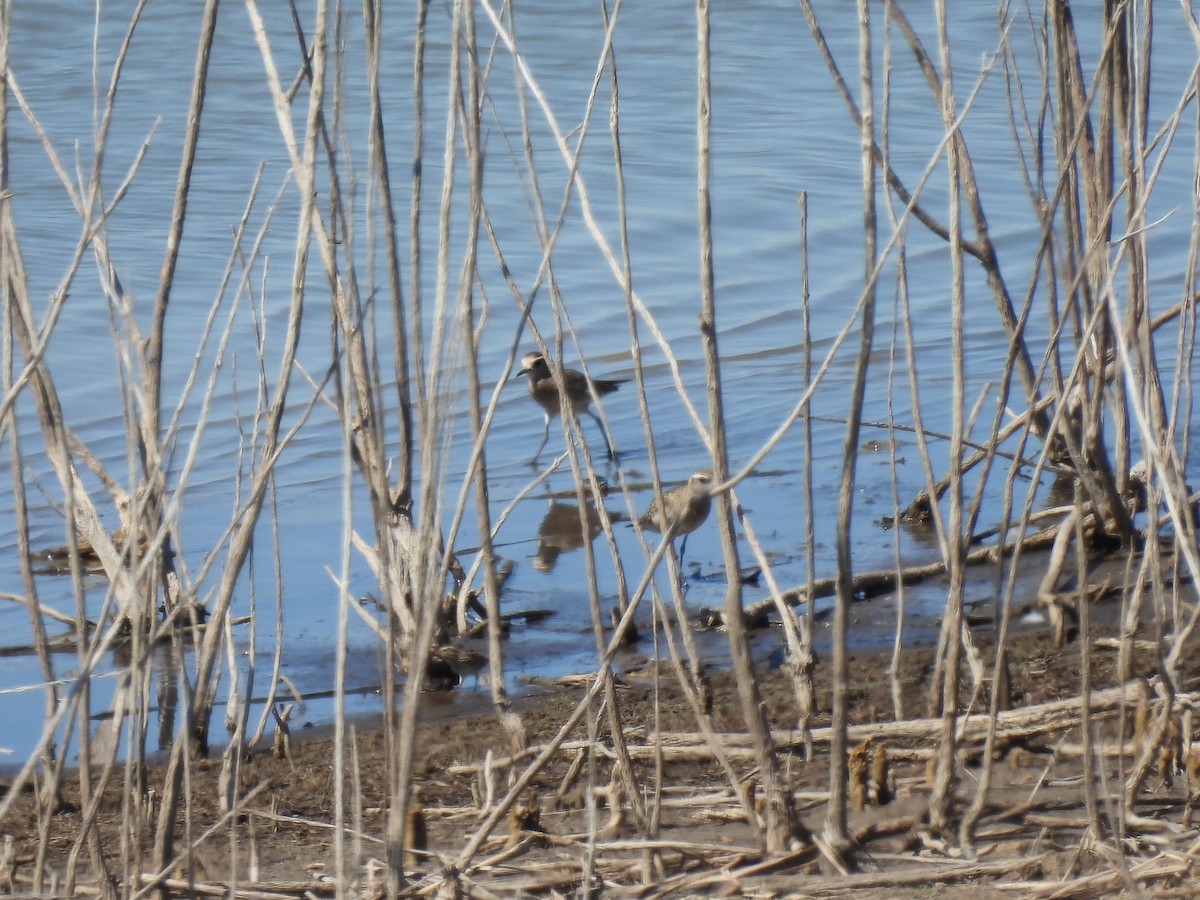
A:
[639, 469, 713, 569]
[428, 643, 488, 689]
[517, 351, 625, 463]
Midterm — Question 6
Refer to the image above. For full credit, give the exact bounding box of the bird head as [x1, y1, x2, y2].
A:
[517, 351, 547, 378]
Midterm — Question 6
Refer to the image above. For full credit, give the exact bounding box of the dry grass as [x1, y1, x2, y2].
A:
[2, 0, 1199, 895]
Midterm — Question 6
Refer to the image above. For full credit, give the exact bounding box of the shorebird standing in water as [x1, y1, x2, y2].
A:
[517, 351, 625, 463]
[639, 469, 714, 574]
[428, 642, 488, 689]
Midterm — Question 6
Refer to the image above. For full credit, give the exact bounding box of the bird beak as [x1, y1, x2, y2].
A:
[515, 367, 530, 379]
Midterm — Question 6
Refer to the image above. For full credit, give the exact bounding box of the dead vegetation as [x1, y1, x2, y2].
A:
[2, 0, 1200, 897]
[4, 606, 1200, 896]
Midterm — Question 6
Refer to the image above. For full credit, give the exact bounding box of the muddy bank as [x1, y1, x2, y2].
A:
[4, 556, 1200, 897]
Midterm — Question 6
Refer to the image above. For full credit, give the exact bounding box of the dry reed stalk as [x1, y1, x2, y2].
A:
[442, 686, 1180, 776]
[447, 520, 758, 873]
[457, 0, 524, 757]
[805, 0, 1055, 446]
[888, 3, 1118, 573]
[1073, 481, 1103, 843]
[584, 0, 654, 847]
[7, 1, 1200, 893]
[926, 0, 968, 836]
[216, 181, 285, 855]
[876, 11, 908, 726]
[140, 0, 219, 642]
[797, 192, 818, 751]
[795, 2, 994, 265]
[1044, 4, 1137, 542]
[332, 296, 357, 896]
[0, 253, 62, 891]
[148, 0, 316, 880]
[489, 53, 631, 694]
[1, 0, 161, 532]
[476, 0, 710, 447]
[958, 402, 1046, 845]
[591, 0, 677, 853]
[386, 0, 429, 810]
[707, 57, 1003, 605]
[249, 458, 291, 751]
[740, 509, 1086, 626]
[822, 0, 878, 861]
[132, 781, 271, 900]
[2, 8, 169, 884]
[381, 0, 470, 878]
[694, 0, 799, 857]
[643, 568, 763, 830]
[816, 0, 1200, 854]
[0, 77, 81, 882]
[471, 1, 648, 835]
[893, 9, 1059, 464]
[362, 0, 414, 506]
[479, 0, 950, 527]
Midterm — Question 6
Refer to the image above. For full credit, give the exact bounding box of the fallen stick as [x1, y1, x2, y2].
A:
[447, 680, 1185, 777]
[135, 875, 333, 899]
[743, 517, 1070, 623]
[993, 852, 1193, 897]
[662, 679, 1185, 750]
[753, 854, 1045, 896]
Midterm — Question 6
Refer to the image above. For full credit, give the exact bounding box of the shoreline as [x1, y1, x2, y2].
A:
[5, 553, 1200, 895]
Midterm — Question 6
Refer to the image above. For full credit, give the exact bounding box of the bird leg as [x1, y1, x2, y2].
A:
[586, 408, 618, 461]
[530, 414, 551, 466]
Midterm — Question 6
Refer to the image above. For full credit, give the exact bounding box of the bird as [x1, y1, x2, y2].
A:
[516, 351, 625, 463]
[639, 469, 714, 573]
[427, 642, 488, 689]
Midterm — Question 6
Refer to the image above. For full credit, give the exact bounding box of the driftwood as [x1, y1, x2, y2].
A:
[740, 497, 1137, 627]
[741, 517, 1071, 624]
[897, 300, 1195, 528]
[447, 679, 1186, 779]
[0, 594, 217, 657]
[134, 874, 336, 899]
[994, 852, 1196, 898]
[761, 855, 1046, 896]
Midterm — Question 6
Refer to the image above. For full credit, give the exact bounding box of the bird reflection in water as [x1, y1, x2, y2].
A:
[534, 500, 606, 573]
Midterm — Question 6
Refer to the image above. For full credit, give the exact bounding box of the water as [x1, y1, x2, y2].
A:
[1, 2, 1197, 761]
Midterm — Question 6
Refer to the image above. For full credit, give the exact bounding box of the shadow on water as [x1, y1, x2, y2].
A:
[532, 500, 607, 575]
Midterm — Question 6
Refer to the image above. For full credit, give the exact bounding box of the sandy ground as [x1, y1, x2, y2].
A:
[4, 552, 1200, 897]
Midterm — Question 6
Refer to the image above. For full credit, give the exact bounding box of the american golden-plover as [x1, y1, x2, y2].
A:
[517, 351, 624, 463]
[639, 469, 713, 570]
